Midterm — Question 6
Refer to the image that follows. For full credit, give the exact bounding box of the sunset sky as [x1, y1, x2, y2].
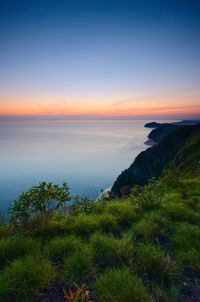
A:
[0, 0, 200, 118]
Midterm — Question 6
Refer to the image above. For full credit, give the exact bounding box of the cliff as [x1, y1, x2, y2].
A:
[112, 124, 200, 197]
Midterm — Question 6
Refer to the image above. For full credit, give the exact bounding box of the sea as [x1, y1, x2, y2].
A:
[0, 118, 169, 212]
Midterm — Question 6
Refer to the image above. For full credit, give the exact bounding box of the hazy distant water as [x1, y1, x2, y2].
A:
[0, 119, 153, 212]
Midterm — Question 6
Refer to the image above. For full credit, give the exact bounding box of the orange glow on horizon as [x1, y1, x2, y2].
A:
[0, 96, 200, 117]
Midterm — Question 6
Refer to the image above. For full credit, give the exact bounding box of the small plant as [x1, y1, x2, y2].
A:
[70, 196, 94, 214]
[46, 235, 83, 263]
[9, 182, 70, 226]
[64, 247, 94, 282]
[94, 268, 150, 302]
[0, 236, 40, 269]
[63, 283, 91, 302]
[0, 256, 56, 302]
[133, 179, 166, 210]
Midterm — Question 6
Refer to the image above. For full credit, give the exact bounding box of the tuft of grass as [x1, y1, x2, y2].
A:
[170, 223, 200, 271]
[64, 246, 94, 283]
[94, 268, 150, 302]
[0, 236, 40, 269]
[90, 232, 134, 269]
[135, 243, 181, 287]
[165, 203, 199, 224]
[96, 213, 118, 233]
[46, 235, 83, 264]
[132, 211, 171, 244]
[0, 256, 56, 302]
[103, 200, 137, 227]
[70, 214, 98, 237]
[171, 223, 200, 251]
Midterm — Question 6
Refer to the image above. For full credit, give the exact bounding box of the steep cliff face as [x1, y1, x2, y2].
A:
[112, 124, 200, 197]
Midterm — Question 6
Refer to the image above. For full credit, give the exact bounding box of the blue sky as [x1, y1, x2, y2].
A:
[0, 0, 200, 117]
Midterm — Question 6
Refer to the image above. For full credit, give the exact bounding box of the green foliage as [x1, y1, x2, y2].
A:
[133, 179, 166, 210]
[9, 182, 70, 226]
[70, 214, 98, 237]
[64, 247, 94, 283]
[90, 232, 133, 269]
[94, 268, 150, 302]
[0, 236, 40, 269]
[102, 200, 137, 226]
[70, 196, 95, 214]
[131, 211, 171, 244]
[0, 256, 56, 302]
[165, 203, 199, 224]
[46, 235, 83, 263]
[135, 243, 181, 287]
[170, 223, 200, 271]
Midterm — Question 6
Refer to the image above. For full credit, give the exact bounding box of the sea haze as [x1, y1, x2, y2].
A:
[0, 119, 165, 212]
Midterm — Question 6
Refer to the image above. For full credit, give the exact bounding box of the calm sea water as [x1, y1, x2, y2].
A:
[0, 119, 157, 212]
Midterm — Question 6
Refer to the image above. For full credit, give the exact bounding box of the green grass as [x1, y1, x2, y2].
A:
[90, 232, 134, 269]
[0, 236, 40, 269]
[1, 175, 200, 301]
[94, 268, 150, 302]
[0, 256, 56, 302]
[135, 243, 181, 287]
[64, 246, 94, 283]
[46, 235, 83, 263]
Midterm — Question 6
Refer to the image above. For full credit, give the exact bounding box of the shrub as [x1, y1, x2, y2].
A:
[94, 268, 150, 302]
[9, 182, 70, 226]
[0, 256, 56, 302]
[46, 235, 83, 263]
[90, 233, 133, 268]
[133, 179, 166, 211]
[0, 236, 40, 269]
[64, 247, 94, 283]
[135, 243, 181, 287]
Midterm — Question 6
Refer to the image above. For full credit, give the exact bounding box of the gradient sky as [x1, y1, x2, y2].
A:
[0, 0, 200, 118]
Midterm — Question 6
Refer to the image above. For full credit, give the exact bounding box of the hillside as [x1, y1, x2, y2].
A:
[112, 124, 200, 197]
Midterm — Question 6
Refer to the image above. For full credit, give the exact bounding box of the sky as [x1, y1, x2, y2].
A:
[0, 0, 200, 118]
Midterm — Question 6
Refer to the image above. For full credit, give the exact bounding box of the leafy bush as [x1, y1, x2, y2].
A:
[135, 243, 181, 287]
[9, 182, 70, 226]
[46, 235, 83, 263]
[0, 236, 40, 269]
[133, 179, 166, 210]
[94, 268, 150, 302]
[0, 256, 56, 302]
[64, 247, 94, 283]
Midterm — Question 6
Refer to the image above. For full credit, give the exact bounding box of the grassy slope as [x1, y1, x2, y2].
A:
[0, 175, 199, 301]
